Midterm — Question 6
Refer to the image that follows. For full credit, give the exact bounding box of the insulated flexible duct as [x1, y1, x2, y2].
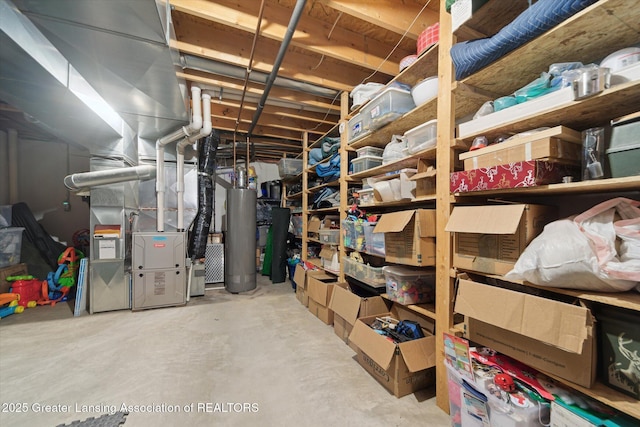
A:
[188, 130, 220, 259]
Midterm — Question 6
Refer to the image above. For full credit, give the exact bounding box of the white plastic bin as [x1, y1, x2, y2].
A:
[405, 119, 437, 154]
[382, 265, 436, 304]
[351, 155, 383, 174]
[362, 87, 416, 132]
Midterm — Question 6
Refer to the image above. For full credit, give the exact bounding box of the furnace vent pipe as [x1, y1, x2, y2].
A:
[176, 93, 211, 231]
[8, 129, 18, 204]
[64, 164, 156, 190]
[156, 86, 203, 232]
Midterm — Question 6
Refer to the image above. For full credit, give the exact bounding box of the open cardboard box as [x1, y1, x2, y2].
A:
[294, 265, 324, 307]
[445, 204, 556, 276]
[329, 283, 391, 351]
[349, 303, 437, 397]
[374, 209, 436, 267]
[455, 276, 596, 388]
[409, 160, 436, 199]
[0, 262, 28, 294]
[307, 272, 342, 325]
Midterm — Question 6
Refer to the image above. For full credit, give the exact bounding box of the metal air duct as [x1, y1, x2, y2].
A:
[64, 165, 156, 191]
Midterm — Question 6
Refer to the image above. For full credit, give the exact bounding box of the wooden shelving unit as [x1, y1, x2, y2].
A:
[441, 0, 640, 420]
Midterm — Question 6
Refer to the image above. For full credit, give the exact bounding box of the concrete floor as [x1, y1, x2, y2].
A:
[0, 274, 452, 427]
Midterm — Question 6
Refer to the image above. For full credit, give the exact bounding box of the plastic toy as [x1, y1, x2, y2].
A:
[7, 277, 40, 308]
[0, 293, 21, 306]
[0, 295, 25, 319]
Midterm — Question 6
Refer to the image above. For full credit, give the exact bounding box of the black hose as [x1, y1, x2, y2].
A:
[188, 130, 219, 259]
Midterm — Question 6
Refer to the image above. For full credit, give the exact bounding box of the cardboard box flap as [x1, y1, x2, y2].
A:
[455, 278, 590, 354]
[349, 317, 397, 370]
[320, 246, 337, 259]
[521, 294, 590, 354]
[409, 166, 437, 181]
[416, 210, 436, 237]
[374, 210, 416, 234]
[399, 336, 437, 372]
[445, 205, 526, 234]
[330, 284, 361, 324]
[293, 264, 306, 290]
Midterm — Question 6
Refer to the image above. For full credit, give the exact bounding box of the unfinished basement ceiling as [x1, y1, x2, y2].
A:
[170, 0, 439, 160]
[0, 0, 440, 161]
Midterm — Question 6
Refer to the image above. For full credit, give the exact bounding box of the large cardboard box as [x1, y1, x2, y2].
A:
[374, 209, 436, 266]
[455, 277, 596, 388]
[296, 284, 309, 306]
[445, 204, 556, 275]
[459, 126, 582, 170]
[294, 266, 323, 307]
[0, 263, 28, 294]
[408, 160, 436, 199]
[349, 304, 437, 397]
[330, 283, 390, 351]
[307, 273, 340, 325]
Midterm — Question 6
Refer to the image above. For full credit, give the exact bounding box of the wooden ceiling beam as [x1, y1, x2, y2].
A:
[177, 70, 340, 112]
[171, 0, 409, 76]
[319, 0, 438, 39]
[209, 103, 332, 135]
[212, 99, 338, 125]
[171, 12, 387, 92]
[211, 117, 305, 142]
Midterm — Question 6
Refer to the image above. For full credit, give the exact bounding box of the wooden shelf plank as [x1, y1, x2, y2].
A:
[542, 372, 640, 421]
[307, 180, 341, 193]
[453, 1, 528, 42]
[459, 0, 640, 97]
[348, 146, 437, 180]
[453, 175, 640, 198]
[285, 191, 303, 200]
[308, 206, 339, 214]
[456, 80, 640, 144]
[349, 98, 439, 149]
[381, 293, 437, 320]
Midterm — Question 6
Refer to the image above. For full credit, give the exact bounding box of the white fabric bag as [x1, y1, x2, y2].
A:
[506, 197, 640, 292]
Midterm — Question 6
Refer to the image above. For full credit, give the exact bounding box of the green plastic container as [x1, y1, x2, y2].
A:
[606, 114, 640, 178]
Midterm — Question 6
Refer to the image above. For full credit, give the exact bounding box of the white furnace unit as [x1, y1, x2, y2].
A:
[132, 232, 186, 310]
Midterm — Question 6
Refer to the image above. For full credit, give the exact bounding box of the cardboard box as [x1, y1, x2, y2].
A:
[455, 277, 596, 388]
[307, 273, 340, 325]
[349, 303, 437, 397]
[409, 160, 436, 199]
[450, 160, 580, 194]
[308, 215, 340, 236]
[374, 209, 436, 267]
[0, 263, 28, 294]
[296, 284, 309, 307]
[330, 283, 390, 351]
[460, 126, 583, 170]
[445, 203, 557, 275]
[320, 245, 339, 274]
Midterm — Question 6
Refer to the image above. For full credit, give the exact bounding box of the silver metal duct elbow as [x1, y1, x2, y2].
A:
[64, 164, 156, 190]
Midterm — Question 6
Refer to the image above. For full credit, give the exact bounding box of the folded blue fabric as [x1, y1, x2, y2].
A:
[450, 0, 598, 80]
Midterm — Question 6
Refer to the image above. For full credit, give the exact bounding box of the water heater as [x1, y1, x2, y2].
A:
[225, 188, 256, 293]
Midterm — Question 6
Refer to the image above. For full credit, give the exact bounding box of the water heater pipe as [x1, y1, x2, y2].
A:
[156, 86, 202, 232]
[176, 93, 211, 231]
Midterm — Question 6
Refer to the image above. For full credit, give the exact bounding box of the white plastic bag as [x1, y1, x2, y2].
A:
[505, 197, 640, 292]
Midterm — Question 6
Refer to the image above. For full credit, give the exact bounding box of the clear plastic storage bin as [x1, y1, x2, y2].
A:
[405, 119, 437, 154]
[356, 146, 384, 158]
[347, 113, 370, 144]
[363, 222, 385, 256]
[356, 188, 375, 206]
[341, 220, 365, 251]
[362, 87, 416, 132]
[318, 228, 340, 244]
[351, 155, 383, 174]
[0, 227, 24, 268]
[382, 265, 436, 304]
[342, 256, 386, 288]
[278, 158, 303, 178]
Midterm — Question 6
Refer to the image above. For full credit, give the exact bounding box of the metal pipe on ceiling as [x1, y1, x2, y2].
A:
[247, 0, 308, 137]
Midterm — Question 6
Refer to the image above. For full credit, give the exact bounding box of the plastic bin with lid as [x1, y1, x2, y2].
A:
[363, 222, 385, 256]
[351, 155, 383, 174]
[0, 227, 24, 269]
[278, 158, 303, 178]
[342, 256, 385, 288]
[341, 219, 365, 251]
[382, 265, 435, 305]
[405, 119, 437, 154]
[318, 228, 340, 245]
[356, 188, 375, 206]
[356, 146, 384, 158]
[347, 113, 371, 144]
[362, 87, 416, 132]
